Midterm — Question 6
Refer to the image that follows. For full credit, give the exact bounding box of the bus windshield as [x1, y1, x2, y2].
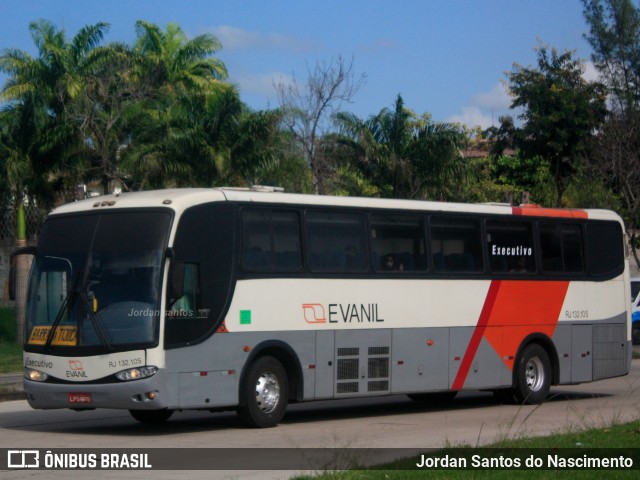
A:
[25, 210, 172, 352]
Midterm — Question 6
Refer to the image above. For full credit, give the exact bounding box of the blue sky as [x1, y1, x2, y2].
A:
[0, 0, 596, 129]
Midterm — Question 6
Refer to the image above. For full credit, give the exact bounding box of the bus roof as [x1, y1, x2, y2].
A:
[49, 187, 622, 223]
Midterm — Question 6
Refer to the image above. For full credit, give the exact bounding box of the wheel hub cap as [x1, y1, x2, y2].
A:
[525, 357, 545, 392]
[255, 372, 280, 413]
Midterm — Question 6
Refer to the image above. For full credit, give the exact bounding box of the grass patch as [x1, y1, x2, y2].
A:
[0, 307, 16, 341]
[291, 420, 640, 480]
[0, 341, 22, 373]
[0, 308, 21, 373]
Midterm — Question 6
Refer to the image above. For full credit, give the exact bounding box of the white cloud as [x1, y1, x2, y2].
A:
[448, 82, 512, 129]
[233, 72, 295, 97]
[582, 60, 601, 83]
[210, 25, 315, 53]
[471, 82, 511, 110]
[448, 106, 495, 130]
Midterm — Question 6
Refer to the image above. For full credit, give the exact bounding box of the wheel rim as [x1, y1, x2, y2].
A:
[525, 356, 545, 392]
[254, 371, 280, 413]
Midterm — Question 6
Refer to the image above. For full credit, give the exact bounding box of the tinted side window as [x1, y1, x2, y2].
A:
[370, 214, 426, 272]
[539, 223, 563, 272]
[430, 216, 483, 273]
[539, 222, 584, 273]
[306, 211, 367, 273]
[167, 203, 234, 347]
[586, 222, 624, 277]
[486, 219, 535, 273]
[562, 224, 584, 272]
[241, 208, 302, 272]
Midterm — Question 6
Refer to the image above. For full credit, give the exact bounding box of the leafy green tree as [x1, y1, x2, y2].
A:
[582, 0, 640, 112]
[505, 45, 607, 207]
[582, 0, 640, 267]
[335, 94, 466, 200]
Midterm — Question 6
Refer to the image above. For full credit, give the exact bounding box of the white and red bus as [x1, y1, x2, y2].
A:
[13, 187, 632, 427]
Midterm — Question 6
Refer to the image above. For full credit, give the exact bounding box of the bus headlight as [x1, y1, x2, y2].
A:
[24, 368, 49, 382]
[115, 366, 158, 382]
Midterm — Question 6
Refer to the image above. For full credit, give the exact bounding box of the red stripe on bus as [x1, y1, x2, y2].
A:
[451, 280, 502, 390]
[452, 280, 570, 390]
[483, 281, 569, 371]
[512, 206, 588, 219]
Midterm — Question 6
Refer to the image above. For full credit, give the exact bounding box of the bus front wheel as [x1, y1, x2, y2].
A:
[238, 356, 289, 428]
[514, 344, 551, 404]
[129, 409, 173, 424]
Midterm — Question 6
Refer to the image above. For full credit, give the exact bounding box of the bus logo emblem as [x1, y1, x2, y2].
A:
[69, 360, 83, 371]
[302, 304, 326, 323]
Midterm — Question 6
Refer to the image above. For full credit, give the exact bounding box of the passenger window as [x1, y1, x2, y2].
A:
[562, 224, 584, 272]
[586, 222, 624, 277]
[539, 222, 584, 273]
[430, 216, 483, 273]
[241, 209, 302, 272]
[370, 214, 426, 272]
[306, 211, 367, 273]
[486, 219, 535, 273]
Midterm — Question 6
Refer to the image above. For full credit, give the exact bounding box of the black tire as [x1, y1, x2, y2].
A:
[407, 391, 457, 404]
[129, 409, 173, 424]
[514, 344, 551, 404]
[632, 323, 640, 346]
[237, 356, 288, 428]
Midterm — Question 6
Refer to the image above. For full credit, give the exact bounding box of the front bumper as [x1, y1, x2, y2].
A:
[24, 374, 170, 410]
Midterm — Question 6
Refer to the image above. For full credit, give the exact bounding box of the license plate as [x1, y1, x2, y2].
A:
[69, 392, 92, 404]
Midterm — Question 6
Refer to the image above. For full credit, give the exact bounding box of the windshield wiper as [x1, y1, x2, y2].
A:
[78, 291, 113, 350]
[43, 293, 71, 351]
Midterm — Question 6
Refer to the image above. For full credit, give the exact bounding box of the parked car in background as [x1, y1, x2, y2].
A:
[632, 277, 640, 345]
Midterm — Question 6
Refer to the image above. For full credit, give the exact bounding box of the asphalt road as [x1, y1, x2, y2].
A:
[0, 360, 639, 479]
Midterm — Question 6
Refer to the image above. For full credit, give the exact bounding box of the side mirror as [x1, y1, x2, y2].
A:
[9, 246, 36, 301]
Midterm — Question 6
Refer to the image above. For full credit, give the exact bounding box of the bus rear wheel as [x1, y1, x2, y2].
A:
[237, 356, 289, 428]
[129, 409, 173, 424]
[514, 344, 551, 404]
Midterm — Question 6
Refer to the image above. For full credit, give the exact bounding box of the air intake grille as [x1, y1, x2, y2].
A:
[337, 382, 359, 394]
[337, 358, 359, 380]
[368, 380, 389, 392]
[593, 324, 627, 380]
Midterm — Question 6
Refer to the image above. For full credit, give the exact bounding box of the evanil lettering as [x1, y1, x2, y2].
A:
[328, 303, 384, 323]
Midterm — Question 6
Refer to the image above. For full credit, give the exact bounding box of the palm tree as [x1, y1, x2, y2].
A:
[133, 20, 228, 96]
[0, 19, 120, 196]
[123, 21, 234, 188]
[0, 19, 111, 113]
[335, 94, 466, 200]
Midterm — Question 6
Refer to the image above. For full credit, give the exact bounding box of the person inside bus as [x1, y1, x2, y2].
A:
[510, 256, 529, 273]
[381, 254, 404, 271]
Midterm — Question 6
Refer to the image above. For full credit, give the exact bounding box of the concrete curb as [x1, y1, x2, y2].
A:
[0, 379, 24, 402]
